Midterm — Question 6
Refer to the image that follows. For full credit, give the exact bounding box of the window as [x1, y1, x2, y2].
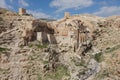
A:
[71, 35, 73, 38]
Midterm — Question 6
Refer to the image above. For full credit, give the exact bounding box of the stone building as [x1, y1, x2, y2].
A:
[64, 12, 70, 19]
[53, 18, 93, 52]
[19, 8, 26, 15]
[16, 8, 95, 50]
[35, 21, 57, 44]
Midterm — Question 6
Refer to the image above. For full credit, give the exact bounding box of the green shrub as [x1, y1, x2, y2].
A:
[28, 44, 33, 48]
[29, 55, 38, 60]
[28, 43, 48, 49]
[94, 52, 103, 62]
[105, 45, 120, 53]
[36, 44, 48, 49]
[0, 17, 3, 21]
[43, 61, 49, 64]
[0, 68, 9, 74]
[44, 65, 69, 80]
[0, 47, 7, 52]
[75, 62, 87, 67]
[37, 73, 42, 80]
[94, 69, 109, 79]
[71, 57, 86, 67]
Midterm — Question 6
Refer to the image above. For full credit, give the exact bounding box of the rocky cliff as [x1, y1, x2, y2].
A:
[0, 8, 120, 80]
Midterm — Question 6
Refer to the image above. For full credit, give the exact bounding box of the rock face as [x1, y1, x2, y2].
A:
[0, 8, 120, 80]
[50, 14, 100, 56]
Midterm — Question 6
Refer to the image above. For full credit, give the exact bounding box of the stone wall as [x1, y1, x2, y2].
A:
[48, 34, 57, 44]
[51, 17, 95, 52]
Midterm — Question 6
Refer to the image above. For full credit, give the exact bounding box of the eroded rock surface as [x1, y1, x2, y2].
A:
[0, 8, 120, 80]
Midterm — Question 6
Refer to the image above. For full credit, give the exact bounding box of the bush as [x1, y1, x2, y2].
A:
[36, 44, 48, 49]
[43, 61, 49, 64]
[94, 52, 103, 62]
[0, 47, 7, 52]
[71, 57, 87, 67]
[0, 17, 3, 21]
[105, 45, 120, 53]
[0, 68, 9, 74]
[44, 65, 70, 80]
[37, 73, 42, 80]
[28, 44, 33, 48]
[75, 62, 87, 67]
[94, 69, 109, 79]
[28, 43, 48, 49]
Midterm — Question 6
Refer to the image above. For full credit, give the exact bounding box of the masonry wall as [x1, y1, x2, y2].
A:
[48, 34, 57, 44]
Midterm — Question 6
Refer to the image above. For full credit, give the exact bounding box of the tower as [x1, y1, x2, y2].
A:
[64, 12, 70, 19]
[19, 8, 26, 15]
